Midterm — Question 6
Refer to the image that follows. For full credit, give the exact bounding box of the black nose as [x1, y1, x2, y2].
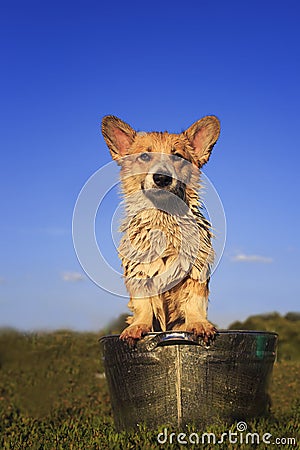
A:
[153, 172, 172, 187]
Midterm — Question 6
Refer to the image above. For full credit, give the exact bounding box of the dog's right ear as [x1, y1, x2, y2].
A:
[101, 115, 136, 161]
[184, 116, 220, 167]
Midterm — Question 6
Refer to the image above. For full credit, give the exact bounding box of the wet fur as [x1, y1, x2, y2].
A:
[101, 115, 220, 343]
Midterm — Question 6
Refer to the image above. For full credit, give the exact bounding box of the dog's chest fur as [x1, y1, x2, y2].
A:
[119, 201, 213, 297]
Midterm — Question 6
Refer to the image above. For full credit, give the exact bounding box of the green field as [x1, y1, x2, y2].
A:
[0, 329, 299, 449]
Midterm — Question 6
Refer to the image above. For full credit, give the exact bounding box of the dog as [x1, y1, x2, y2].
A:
[101, 115, 220, 344]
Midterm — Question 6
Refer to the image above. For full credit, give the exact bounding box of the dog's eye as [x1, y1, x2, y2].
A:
[139, 153, 151, 162]
[171, 153, 183, 161]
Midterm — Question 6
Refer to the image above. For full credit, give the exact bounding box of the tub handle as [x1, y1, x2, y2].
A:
[144, 332, 201, 351]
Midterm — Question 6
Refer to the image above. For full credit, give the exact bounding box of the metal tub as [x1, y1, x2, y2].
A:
[100, 331, 277, 430]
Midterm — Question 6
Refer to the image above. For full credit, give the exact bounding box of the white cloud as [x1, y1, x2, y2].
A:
[231, 253, 273, 263]
[61, 271, 85, 282]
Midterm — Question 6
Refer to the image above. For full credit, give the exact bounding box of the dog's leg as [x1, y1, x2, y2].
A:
[182, 278, 216, 343]
[120, 297, 153, 344]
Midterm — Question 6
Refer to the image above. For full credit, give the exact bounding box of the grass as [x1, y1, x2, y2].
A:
[0, 330, 299, 449]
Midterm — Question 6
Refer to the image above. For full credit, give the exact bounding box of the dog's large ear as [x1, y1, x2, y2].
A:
[184, 116, 220, 167]
[101, 115, 136, 161]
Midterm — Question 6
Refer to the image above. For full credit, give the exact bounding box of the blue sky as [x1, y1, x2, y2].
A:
[1, 0, 299, 331]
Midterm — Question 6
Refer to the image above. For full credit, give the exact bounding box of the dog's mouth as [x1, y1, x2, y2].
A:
[141, 175, 187, 215]
[141, 179, 186, 199]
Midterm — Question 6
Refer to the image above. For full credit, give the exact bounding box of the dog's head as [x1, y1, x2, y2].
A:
[101, 115, 220, 209]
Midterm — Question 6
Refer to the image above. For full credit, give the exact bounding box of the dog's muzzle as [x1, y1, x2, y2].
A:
[142, 167, 188, 215]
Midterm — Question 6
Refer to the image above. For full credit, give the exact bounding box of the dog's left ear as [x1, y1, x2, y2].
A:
[184, 116, 220, 167]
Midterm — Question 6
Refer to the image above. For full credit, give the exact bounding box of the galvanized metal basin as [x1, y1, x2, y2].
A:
[100, 331, 277, 430]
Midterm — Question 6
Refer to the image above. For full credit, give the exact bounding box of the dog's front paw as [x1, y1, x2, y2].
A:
[186, 321, 217, 344]
[120, 324, 151, 346]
